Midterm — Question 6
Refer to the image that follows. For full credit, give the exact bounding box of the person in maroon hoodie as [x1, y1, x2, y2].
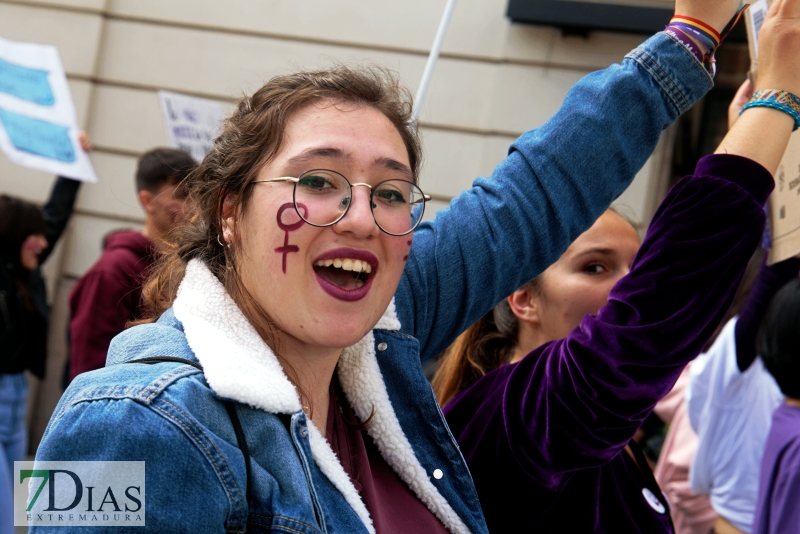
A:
[67, 148, 196, 380]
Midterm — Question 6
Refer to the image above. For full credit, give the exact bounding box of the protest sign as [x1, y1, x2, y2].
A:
[769, 136, 800, 264]
[745, 0, 800, 264]
[0, 36, 96, 182]
[745, 0, 769, 73]
[158, 91, 226, 162]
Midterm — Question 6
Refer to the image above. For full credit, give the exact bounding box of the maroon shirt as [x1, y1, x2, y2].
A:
[69, 230, 154, 379]
[326, 378, 450, 533]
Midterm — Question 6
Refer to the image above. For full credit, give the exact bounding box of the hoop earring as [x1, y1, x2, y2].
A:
[217, 234, 230, 248]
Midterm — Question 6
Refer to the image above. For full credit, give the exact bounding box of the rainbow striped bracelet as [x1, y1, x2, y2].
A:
[665, 15, 721, 75]
[663, 7, 749, 78]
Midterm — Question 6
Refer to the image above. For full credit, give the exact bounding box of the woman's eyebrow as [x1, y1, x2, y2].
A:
[374, 157, 413, 180]
[572, 247, 616, 259]
[284, 147, 349, 169]
[283, 147, 412, 179]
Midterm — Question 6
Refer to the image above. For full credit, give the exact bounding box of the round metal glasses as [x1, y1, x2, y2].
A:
[253, 169, 430, 236]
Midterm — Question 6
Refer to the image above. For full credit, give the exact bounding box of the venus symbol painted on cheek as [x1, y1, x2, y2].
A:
[403, 239, 411, 262]
[275, 203, 308, 274]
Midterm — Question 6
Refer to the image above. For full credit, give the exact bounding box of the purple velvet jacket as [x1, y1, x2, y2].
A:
[444, 154, 773, 533]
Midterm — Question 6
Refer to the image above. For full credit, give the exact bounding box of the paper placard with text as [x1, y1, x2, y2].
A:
[745, 0, 800, 264]
[768, 134, 800, 264]
[745, 0, 770, 69]
[0, 36, 96, 182]
[158, 90, 226, 163]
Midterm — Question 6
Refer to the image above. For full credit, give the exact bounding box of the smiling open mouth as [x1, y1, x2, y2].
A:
[313, 258, 373, 290]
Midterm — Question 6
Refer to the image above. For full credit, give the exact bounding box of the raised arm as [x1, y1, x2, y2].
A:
[718, 0, 800, 371]
[39, 176, 81, 264]
[500, 154, 773, 487]
[715, 0, 800, 171]
[451, 0, 799, 487]
[397, 3, 743, 361]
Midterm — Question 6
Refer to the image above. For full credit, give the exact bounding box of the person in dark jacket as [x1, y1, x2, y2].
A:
[0, 132, 90, 534]
[67, 147, 196, 380]
[1, 179, 82, 377]
[0, 197, 49, 372]
[0, 134, 90, 383]
[0, 179, 82, 534]
[0, 195, 49, 534]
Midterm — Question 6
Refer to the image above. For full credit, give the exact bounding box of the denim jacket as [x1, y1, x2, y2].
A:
[34, 33, 711, 534]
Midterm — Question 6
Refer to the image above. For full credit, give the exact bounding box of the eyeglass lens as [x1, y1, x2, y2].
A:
[294, 170, 425, 235]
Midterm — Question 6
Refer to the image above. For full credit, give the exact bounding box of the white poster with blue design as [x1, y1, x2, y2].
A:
[0, 36, 97, 183]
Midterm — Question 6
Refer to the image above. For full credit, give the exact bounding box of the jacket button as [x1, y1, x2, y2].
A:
[433, 469, 443, 480]
[377, 342, 388, 351]
[299, 427, 308, 438]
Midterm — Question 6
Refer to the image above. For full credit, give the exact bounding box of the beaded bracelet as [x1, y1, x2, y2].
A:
[741, 89, 800, 131]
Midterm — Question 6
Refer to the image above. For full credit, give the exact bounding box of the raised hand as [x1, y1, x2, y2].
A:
[78, 131, 93, 153]
[757, 0, 800, 96]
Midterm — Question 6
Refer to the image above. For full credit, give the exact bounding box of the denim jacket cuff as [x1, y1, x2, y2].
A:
[626, 32, 714, 117]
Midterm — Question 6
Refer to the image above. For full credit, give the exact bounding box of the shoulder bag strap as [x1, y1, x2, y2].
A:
[126, 356, 253, 516]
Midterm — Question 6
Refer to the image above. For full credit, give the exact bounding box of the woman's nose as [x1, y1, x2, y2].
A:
[333, 186, 379, 238]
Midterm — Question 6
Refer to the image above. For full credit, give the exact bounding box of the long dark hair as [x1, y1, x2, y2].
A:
[757, 277, 800, 399]
[0, 194, 46, 276]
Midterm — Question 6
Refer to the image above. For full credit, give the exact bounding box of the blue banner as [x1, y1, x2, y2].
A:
[0, 58, 55, 106]
[0, 109, 74, 162]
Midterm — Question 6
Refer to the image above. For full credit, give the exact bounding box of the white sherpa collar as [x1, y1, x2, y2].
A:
[173, 259, 470, 534]
[173, 259, 302, 414]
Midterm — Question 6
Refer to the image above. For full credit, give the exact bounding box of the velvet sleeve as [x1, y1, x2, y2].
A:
[499, 154, 772, 488]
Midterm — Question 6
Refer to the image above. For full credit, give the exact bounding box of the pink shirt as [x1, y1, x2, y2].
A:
[654, 364, 717, 534]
